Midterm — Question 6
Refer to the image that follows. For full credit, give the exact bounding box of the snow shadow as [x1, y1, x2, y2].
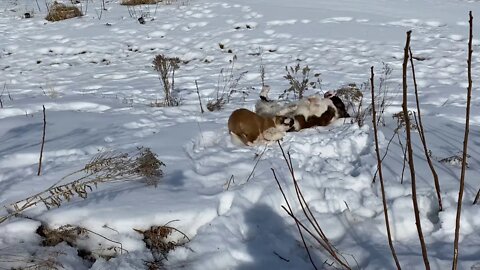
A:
[237, 204, 311, 270]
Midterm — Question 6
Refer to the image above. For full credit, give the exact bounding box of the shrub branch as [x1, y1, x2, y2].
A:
[402, 30, 431, 270]
[370, 66, 402, 269]
[37, 105, 46, 176]
[452, 11, 473, 270]
[1, 147, 165, 225]
[409, 48, 443, 211]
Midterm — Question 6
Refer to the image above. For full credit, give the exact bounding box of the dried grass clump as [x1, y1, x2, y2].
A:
[392, 111, 418, 131]
[120, 0, 162, 5]
[36, 224, 126, 262]
[153, 54, 181, 107]
[45, 2, 82, 22]
[438, 153, 470, 168]
[36, 224, 87, 247]
[135, 223, 189, 264]
[0, 147, 165, 225]
[336, 83, 366, 125]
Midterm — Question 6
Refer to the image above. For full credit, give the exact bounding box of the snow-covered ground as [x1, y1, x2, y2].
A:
[0, 0, 479, 269]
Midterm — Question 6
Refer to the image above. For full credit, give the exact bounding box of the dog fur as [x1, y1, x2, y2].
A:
[228, 108, 294, 146]
[254, 87, 350, 131]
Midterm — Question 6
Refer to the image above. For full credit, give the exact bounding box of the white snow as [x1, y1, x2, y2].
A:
[0, 0, 479, 269]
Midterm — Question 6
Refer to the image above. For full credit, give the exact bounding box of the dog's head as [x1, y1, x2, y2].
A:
[274, 115, 295, 132]
[328, 96, 350, 118]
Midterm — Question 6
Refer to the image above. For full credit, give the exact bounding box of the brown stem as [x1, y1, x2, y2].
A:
[452, 11, 473, 270]
[37, 105, 46, 176]
[402, 30, 431, 270]
[246, 145, 267, 182]
[272, 169, 318, 270]
[276, 142, 351, 269]
[397, 133, 408, 184]
[195, 80, 204, 113]
[370, 66, 402, 269]
[473, 188, 480, 205]
[409, 48, 443, 212]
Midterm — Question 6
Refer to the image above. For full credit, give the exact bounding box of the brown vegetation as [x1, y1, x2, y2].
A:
[45, 2, 82, 22]
[120, 0, 162, 6]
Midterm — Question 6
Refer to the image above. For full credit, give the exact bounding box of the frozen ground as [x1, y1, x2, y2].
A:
[0, 0, 479, 269]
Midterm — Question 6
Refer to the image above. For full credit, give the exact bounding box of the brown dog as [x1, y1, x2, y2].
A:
[228, 108, 293, 146]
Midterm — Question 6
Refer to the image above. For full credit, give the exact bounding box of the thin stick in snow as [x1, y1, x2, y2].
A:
[195, 80, 204, 113]
[409, 48, 443, 211]
[370, 66, 402, 270]
[452, 11, 474, 270]
[402, 30, 431, 270]
[37, 105, 46, 176]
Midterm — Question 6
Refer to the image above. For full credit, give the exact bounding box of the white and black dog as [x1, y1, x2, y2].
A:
[255, 85, 349, 131]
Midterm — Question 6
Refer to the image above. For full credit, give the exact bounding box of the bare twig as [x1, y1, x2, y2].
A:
[272, 169, 318, 270]
[473, 188, 480, 205]
[452, 11, 473, 270]
[35, 0, 41, 12]
[402, 30, 430, 270]
[275, 141, 351, 269]
[246, 145, 268, 182]
[225, 175, 235, 190]
[370, 66, 402, 269]
[397, 133, 408, 184]
[372, 130, 397, 183]
[409, 48, 443, 211]
[37, 105, 46, 176]
[273, 251, 290, 262]
[81, 227, 128, 255]
[0, 83, 5, 108]
[195, 80, 204, 113]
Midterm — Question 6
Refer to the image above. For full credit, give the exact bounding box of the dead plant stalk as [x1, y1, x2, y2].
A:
[370, 66, 402, 269]
[409, 48, 443, 211]
[274, 141, 351, 269]
[37, 105, 46, 176]
[452, 11, 474, 270]
[402, 30, 431, 270]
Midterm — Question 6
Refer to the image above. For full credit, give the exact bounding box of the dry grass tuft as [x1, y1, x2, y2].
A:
[120, 0, 162, 5]
[153, 54, 181, 107]
[0, 147, 165, 225]
[45, 2, 82, 22]
[336, 83, 366, 125]
[392, 111, 418, 131]
[35, 223, 127, 262]
[36, 224, 87, 247]
[135, 223, 190, 264]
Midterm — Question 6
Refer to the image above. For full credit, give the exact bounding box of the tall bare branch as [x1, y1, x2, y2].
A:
[409, 48, 443, 211]
[402, 30, 431, 270]
[370, 66, 402, 269]
[37, 105, 47, 176]
[452, 11, 474, 270]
